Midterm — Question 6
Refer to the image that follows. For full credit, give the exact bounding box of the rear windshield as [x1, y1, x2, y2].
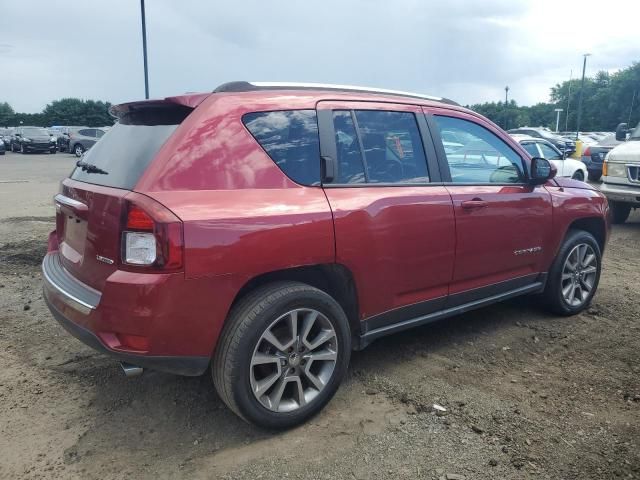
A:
[70, 104, 192, 189]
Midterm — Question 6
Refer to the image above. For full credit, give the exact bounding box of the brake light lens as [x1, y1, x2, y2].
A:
[127, 205, 154, 230]
[121, 195, 183, 271]
[582, 146, 591, 157]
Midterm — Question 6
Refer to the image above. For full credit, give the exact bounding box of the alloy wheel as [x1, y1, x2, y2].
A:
[250, 308, 338, 413]
[561, 243, 597, 307]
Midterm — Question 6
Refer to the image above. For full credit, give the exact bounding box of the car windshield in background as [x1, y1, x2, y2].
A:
[69, 105, 192, 189]
[23, 128, 50, 136]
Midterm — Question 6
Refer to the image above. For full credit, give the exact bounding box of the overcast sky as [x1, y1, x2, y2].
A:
[1, 0, 638, 113]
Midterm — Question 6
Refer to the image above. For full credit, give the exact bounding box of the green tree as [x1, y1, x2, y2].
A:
[42, 98, 113, 127]
[0, 102, 15, 127]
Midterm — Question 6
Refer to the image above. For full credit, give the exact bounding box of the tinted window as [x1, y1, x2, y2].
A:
[433, 115, 523, 184]
[70, 105, 191, 189]
[243, 110, 320, 186]
[521, 142, 539, 157]
[354, 110, 429, 183]
[96, 130, 105, 138]
[78, 129, 93, 136]
[333, 111, 366, 184]
[538, 142, 562, 160]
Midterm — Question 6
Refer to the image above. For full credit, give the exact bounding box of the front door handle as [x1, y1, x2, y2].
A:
[461, 199, 488, 209]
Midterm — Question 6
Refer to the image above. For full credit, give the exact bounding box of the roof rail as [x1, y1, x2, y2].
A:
[213, 81, 459, 106]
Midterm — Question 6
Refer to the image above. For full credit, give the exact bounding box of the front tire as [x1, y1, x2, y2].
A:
[572, 170, 584, 181]
[20, 144, 27, 154]
[213, 282, 351, 429]
[587, 171, 601, 182]
[542, 230, 601, 316]
[74, 144, 85, 157]
[610, 202, 631, 224]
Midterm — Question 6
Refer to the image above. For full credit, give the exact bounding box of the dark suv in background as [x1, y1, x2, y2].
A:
[508, 127, 576, 155]
[43, 81, 610, 429]
[11, 126, 57, 154]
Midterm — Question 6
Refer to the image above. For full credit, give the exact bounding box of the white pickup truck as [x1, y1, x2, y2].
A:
[600, 122, 640, 224]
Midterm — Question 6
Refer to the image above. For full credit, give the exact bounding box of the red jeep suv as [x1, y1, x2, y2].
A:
[43, 82, 610, 428]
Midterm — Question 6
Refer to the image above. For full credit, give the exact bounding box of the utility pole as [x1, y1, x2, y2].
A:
[628, 89, 637, 126]
[575, 54, 591, 139]
[554, 108, 563, 133]
[504, 86, 510, 130]
[140, 0, 149, 99]
[565, 69, 572, 131]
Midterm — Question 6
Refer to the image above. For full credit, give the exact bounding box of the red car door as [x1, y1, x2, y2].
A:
[425, 107, 553, 305]
[317, 101, 455, 331]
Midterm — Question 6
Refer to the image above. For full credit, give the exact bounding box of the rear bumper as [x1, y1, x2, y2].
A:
[42, 252, 211, 376]
[600, 180, 640, 206]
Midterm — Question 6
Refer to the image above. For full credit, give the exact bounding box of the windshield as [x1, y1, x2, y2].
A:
[69, 104, 192, 189]
[630, 124, 640, 140]
[23, 128, 50, 136]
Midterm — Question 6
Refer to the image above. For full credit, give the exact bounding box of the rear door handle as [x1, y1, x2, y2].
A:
[461, 199, 488, 209]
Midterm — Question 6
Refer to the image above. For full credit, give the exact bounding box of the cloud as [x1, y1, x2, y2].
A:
[0, 0, 637, 113]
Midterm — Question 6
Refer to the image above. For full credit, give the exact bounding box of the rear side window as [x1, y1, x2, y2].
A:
[70, 104, 191, 189]
[78, 129, 93, 137]
[243, 110, 321, 186]
[331, 110, 429, 184]
[521, 142, 539, 157]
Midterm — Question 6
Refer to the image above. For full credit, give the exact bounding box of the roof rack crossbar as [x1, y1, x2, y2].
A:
[213, 81, 459, 106]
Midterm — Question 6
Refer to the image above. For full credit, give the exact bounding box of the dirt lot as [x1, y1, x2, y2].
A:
[1, 151, 639, 480]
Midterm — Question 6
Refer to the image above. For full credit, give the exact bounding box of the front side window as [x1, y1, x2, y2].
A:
[521, 142, 539, 157]
[243, 110, 321, 186]
[433, 115, 523, 184]
[538, 142, 562, 160]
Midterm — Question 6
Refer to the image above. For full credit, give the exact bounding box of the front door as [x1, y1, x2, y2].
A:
[426, 108, 554, 305]
[317, 101, 456, 329]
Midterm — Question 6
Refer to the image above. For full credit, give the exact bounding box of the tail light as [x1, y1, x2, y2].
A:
[582, 146, 591, 157]
[120, 193, 183, 272]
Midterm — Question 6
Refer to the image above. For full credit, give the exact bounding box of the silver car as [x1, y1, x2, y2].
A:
[68, 127, 107, 157]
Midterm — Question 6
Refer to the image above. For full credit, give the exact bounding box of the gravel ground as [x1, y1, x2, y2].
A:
[1, 152, 639, 480]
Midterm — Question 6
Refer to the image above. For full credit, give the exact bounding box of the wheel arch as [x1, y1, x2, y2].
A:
[229, 264, 362, 345]
[566, 216, 607, 253]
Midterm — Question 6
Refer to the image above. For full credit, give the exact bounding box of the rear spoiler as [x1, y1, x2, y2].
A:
[109, 94, 210, 119]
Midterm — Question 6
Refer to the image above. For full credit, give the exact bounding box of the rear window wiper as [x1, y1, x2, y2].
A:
[76, 161, 108, 175]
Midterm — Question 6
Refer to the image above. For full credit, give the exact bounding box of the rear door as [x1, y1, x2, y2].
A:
[317, 101, 455, 328]
[56, 103, 194, 291]
[426, 108, 553, 304]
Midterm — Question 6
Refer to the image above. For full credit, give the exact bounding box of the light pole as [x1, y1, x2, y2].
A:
[140, 0, 149, 99]
[554, 108, 563, 133]
[504, 86, 510, 129]
[575, 53, 591, 139]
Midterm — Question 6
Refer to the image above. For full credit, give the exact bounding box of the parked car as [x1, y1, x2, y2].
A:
[42, 81, 610, 428]
[0, 137, 5, 155]
[0, 128, 14, 149]
[508, 127, 576, 155]
[511, 134, 587, 180]
[10, 126, 57, 154]
[67, 127, 106, 157]
[581, 134, 623, 181]
[50, 126, 89, 152]
[600, 122, 640, 223]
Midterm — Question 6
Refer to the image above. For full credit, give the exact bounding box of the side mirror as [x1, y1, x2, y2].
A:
[615, 123, 628, 141]
[529, 157, 556, 185]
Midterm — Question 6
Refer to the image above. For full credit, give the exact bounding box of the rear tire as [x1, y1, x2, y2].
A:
[587, 171, 601, 182]
[542, 230, 601, 316]
[610, 202, 631, 224]
[74, 144, 84, 157]
[213, 281, 351, 429]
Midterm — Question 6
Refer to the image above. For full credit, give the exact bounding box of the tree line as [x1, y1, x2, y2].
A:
[0, 98, 114, 128]
[470, 62, 640, 132]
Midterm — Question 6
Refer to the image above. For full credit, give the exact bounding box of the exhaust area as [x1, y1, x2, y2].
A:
[120, 362, 144, 377]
